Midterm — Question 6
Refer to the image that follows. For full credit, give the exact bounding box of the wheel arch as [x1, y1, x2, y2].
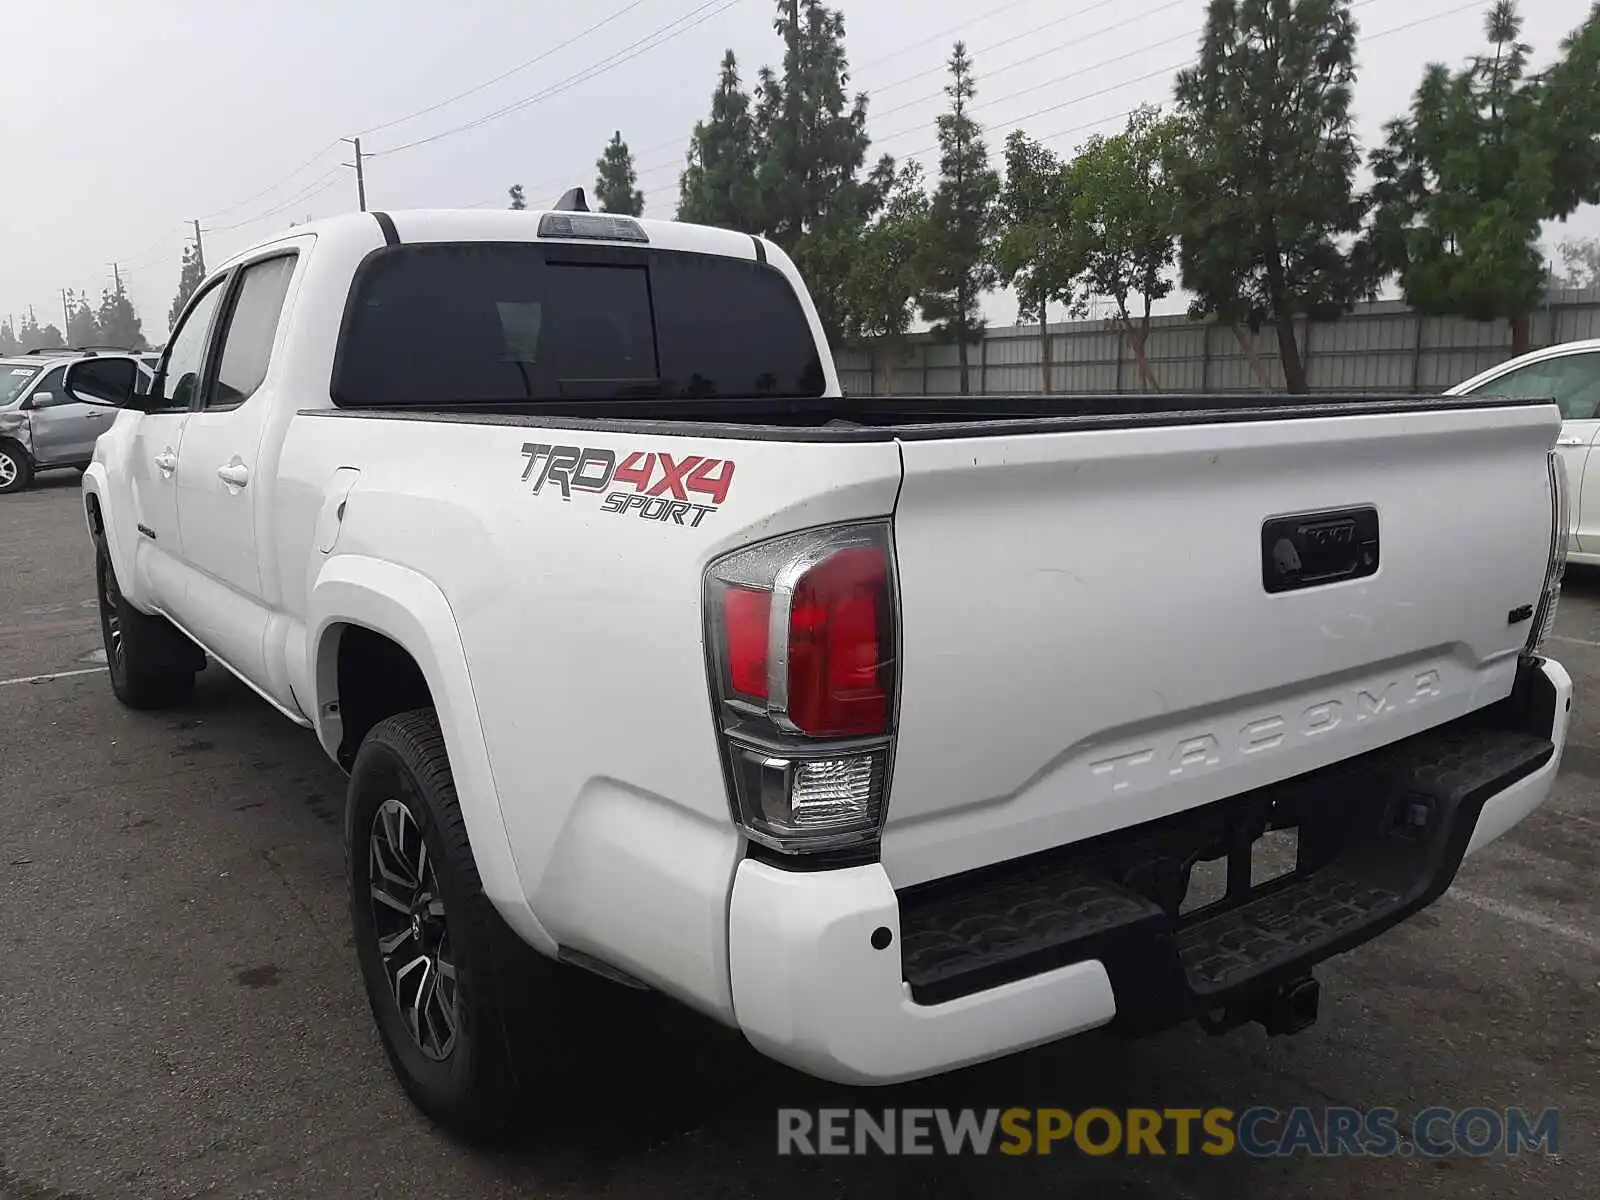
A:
[309, 554, 554, 955]
[82, 463, 137, 602]
[0, 434, 34, 491]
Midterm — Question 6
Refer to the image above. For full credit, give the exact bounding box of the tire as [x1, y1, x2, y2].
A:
[96, 544, 200, 708]
[347, 710, 550, 1140]
[0, 441, 32, 494]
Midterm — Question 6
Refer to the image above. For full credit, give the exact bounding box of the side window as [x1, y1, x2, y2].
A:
[155, 282, 228, 411]
[1542, 355, 1600, 421]
[1468, 354, 1600, 419]
[1467, 361, 1559, 400]
[206, 255, 295, 410]
[26, 366, 70, 407]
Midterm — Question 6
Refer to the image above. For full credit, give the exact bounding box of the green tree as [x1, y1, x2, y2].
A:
[66, 290, 100, 347]
[751, 1, 891, 254]
[918, 41, 999, 394]
[168, 243, 206, 331]
[1369, 1, 1600, 355]
[0, 319, 18, 356]
[594, 131, 644, 216]
[677, 50, 762, 230]
[842, 164, 931, 393]
[1072, 106, 1184, 391]
[995, 131, 1084, 392]
[1541, 1, 1600, 219]
[97, 279, 146, 351]
[508, 184, 527, 210]
[32, 321, 66, 351]
[1171, 0, 1374, 393]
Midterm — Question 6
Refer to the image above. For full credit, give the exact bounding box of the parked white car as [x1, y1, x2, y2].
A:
[1449, 338, 1600, 564]
[65, 205, 1572, 1139]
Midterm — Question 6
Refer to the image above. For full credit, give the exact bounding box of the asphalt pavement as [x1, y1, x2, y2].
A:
[1, 469, 1595, 1199]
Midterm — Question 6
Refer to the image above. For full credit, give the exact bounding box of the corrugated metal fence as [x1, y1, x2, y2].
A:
[834, 288, 1600, 396]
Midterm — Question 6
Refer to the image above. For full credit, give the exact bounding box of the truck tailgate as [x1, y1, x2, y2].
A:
[883, 402, 1559, 888]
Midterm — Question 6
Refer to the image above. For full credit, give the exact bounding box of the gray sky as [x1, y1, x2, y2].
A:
[3, 0, 1596, 339]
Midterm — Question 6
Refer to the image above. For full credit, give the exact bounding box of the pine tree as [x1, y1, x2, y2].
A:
[594, 132, 644, 215]
[752, 1, 890, 253]
[1171, 0, 1375, 392]
[678, 50, 761, 229]
[169, 243, 206, 331]
[34, 322, 66, 350]
[17, 309, 43, 352]
[97, 278, 147, 351]
[917, 42, 1000, 394]
[66, 290, 100, 347]
[508, 184, 527, 210]
[0, 319, 18, 356]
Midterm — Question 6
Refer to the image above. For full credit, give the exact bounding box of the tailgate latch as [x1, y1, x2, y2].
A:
[1261, 506, 1379, 594]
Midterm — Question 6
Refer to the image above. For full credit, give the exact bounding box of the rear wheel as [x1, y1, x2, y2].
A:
[96, 544, 199, 708]
[0, 442, 32, 494]
[348, 710, 559, 1140]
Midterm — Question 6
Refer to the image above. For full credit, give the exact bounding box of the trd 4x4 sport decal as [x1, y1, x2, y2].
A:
[519, 443, 735, 528]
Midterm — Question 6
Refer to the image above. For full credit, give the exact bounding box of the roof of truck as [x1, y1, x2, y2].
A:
[216, 208, 770, 275]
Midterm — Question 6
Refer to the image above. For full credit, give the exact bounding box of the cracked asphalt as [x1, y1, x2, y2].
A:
[1, 470, 1595, 1198]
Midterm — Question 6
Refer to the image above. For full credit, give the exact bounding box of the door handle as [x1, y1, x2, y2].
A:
[1557, 435, 1586, 447]
[154, 451, 177, 477]
[217, 462, 250, 490]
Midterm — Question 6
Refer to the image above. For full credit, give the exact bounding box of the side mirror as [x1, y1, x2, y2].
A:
[65, 358, 140, 410]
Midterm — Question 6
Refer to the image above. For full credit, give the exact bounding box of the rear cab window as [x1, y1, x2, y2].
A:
[331, 243, 825, 409]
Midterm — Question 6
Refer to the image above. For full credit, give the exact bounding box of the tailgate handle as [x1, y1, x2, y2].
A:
[1262, 506, 1379, 594]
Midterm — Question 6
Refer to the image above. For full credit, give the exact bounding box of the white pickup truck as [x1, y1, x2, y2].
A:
[67, 203, 1572, 1138]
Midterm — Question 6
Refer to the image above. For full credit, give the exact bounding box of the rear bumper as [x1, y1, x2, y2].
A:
[727, 657, 1569, 1086]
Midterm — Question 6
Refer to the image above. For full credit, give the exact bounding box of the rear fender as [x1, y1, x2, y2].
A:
[308, 553, 555, 955]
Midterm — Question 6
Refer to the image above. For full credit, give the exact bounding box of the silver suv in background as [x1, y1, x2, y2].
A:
[0, 349, 152, 493]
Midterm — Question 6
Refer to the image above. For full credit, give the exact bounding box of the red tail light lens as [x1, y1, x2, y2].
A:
[705, 522, 897, 854]
[786, 546, 889, 737]
[722, 586, 771, 700]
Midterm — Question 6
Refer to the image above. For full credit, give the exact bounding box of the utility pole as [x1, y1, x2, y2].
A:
[191, 219, 206, 274]
[108, 262, 123, 296]
[343, 137, 368, 212]
[61, 289, 71, 335]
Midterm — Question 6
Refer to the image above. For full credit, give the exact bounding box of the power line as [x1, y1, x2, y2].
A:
[204, 166, 348, 234]
[868, 5, 1191, 128]
[598, 0, 1185, 195]
[196, 138, 345, 221]
[369, 0, 745, 159]
[1030, 0, 1490, 149]
[885, 0, 1478, 165]
[356, 0, 657, 137]
[854, 0, 1041, 71]
[871, 0, 1134, 95]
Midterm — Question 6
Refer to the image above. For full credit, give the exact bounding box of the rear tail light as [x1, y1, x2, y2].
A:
[704, 522, 898, 854]
[1527, 450, 1571, 657]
